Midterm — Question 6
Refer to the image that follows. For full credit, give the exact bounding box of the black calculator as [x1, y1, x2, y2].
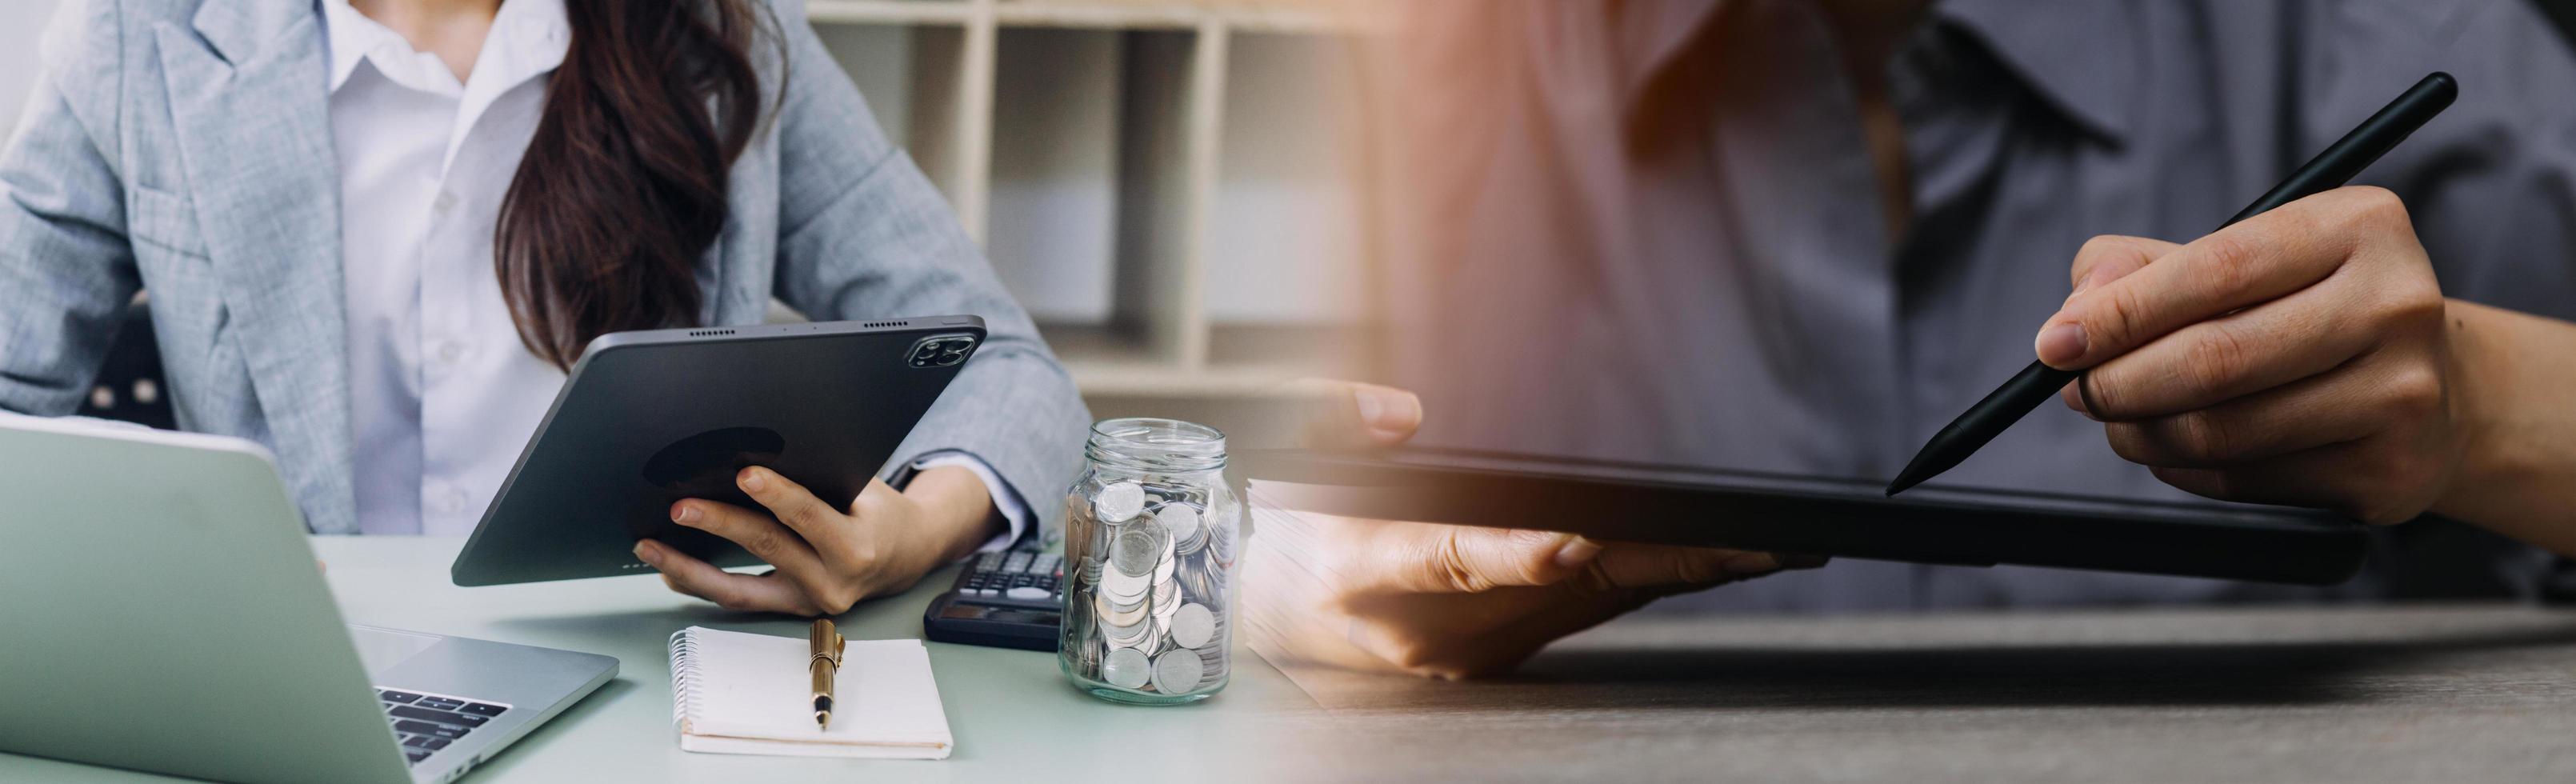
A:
[921, 550, 1063, 651]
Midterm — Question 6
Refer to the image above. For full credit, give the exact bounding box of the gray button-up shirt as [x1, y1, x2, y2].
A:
[1382, 0, 2576, 611]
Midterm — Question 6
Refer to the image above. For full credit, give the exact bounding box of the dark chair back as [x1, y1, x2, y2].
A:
[74, 300, 177, 430]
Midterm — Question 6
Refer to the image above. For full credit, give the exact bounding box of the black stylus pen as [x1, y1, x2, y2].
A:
[1885, 72, 2458, 497]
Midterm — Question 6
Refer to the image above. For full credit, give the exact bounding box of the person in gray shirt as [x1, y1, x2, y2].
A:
[1250, 0, 2576, 678]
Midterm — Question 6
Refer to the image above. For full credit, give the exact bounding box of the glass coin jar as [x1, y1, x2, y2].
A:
[1059, 418, 1240, 705]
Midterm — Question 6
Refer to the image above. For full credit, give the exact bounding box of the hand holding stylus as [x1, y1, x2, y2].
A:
[2041, 187, 2470, 525]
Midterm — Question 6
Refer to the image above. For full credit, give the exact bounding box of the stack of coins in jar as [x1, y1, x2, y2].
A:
[1059, 418, 1238, 704]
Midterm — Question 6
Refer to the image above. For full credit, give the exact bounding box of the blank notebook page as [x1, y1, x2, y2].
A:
[669, 626, 954, 758]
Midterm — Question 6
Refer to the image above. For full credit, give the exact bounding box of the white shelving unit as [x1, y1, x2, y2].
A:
[808, 0, 1375, 400]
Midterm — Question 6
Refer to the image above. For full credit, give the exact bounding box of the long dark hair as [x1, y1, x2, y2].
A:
[494, 0, 778, 369]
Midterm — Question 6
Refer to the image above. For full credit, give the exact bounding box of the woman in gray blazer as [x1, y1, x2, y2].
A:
[0, 0, 1090, 616]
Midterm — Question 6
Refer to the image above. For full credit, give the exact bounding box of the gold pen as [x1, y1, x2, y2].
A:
[809, 619, 846, 729]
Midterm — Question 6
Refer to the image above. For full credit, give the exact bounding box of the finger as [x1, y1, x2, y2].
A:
[2145, 440, 2427, 525]
[1349, 382, 1424, 443]
[1330, 520, 1590, 596]
[2035, 188, 2400, 369]
[670, 498, 828, 583]
[2100, 367, 2383, 468]
[634, 539, 813, 614]
[2076, 277, 2378, 420]
[734, 466, 851, 553]
[1577, 545, 1785, 594]
[1285, 378, 1423, 448]
[2066, 234, 2180, 299]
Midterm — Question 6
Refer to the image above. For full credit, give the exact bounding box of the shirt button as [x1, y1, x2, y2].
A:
[436, 342, 466, 364]
[432, 192, 458, 214]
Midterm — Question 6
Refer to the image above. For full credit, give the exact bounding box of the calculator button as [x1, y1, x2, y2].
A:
[1006, 586, 1052, 601]
[976, 588, 1000, 598]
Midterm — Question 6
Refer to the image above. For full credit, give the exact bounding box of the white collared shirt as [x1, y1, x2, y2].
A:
[323, 0, 1027, 546]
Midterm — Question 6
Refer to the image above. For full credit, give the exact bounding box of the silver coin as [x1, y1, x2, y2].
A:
[1102, 646, 1153, 690]
[1093, 481, 1146, 522]
[1196, 644, 1227, 682]
[1106, 618, 1162, 657]
[1096, 590, 1150, 628]
[1102, 616, 1150, 649]
[1100, 564, 1150, 602]
[1178, 553, 1225, 606]
[1150, 578, 1180, 621]
[1198, 517, 1236, 566]
[1061, 590, 1094, 638]
[1168, 602, 1216, 649]
[1150, 650, 1202, 695]
[1151, 537, 1178, 584]
[1109, 526, 1166, 577]
[1156, 502, 1202, 546]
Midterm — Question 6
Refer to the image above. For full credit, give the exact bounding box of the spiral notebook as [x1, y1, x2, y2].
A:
[667, 626, 954, 758]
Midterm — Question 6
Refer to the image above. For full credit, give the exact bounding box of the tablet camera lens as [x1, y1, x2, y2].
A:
[908, 334, 977, 367]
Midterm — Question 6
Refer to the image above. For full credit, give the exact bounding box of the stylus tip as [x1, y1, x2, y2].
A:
[1883, 463, 1934, 497]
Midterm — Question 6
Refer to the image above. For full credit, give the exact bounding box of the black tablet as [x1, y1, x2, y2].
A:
[1236, 447, 2370, 586]
[450, 317, 987, 586]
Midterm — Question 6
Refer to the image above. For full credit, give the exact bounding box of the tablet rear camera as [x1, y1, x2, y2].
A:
[908, 334, 978, 368]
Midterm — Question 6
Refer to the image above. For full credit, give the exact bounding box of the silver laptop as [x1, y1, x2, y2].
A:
[0, 416, 617, 784]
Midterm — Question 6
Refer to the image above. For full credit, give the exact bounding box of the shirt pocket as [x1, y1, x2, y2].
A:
[127, 183, 211, 260]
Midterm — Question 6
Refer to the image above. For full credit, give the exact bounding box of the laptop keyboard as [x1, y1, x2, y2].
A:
[377, 688, 510, 766]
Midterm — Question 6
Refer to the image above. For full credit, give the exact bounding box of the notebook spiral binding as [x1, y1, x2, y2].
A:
[669, 628, 705, 730]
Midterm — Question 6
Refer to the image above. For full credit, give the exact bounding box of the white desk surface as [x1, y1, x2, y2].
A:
[10, 536, 2576, 782]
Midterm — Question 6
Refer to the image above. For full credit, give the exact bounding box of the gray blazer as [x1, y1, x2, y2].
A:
[0, 0, 1091, 534]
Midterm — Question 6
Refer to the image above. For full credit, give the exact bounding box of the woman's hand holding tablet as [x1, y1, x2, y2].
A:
[635, 466, 1000, 616]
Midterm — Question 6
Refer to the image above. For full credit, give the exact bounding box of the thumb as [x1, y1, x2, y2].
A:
[1349, 383, 1422, 444]
[1582, 546, 1786, 593]
[1339, 521, 1598, 595]
[1286, 379, 1424, 448]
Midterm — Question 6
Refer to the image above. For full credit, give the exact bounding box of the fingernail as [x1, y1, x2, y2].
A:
[1722, 551, 1782, 574]
[633, 540, 660, 564]
[739, 468, 766, 492]
[1352, 386, 1422, 433]
[1554, 537, 1602, 568]
[672, 504, 698, 526]
[2034, 322, 2087, 366]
